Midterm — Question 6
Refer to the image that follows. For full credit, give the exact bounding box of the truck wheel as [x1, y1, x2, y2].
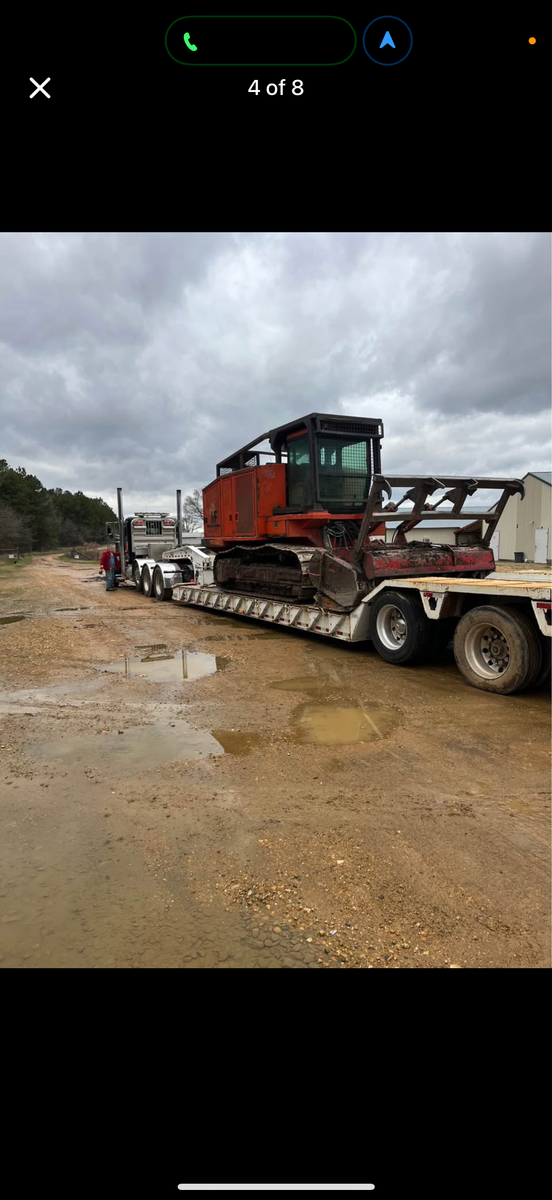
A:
[153, 566, 172, 601]
[535, 638, 551, 689]
[142, 566, 153, 598]
[453, 605, 542, 694]
[133, 563, 143, 592]
[370, 590, 434, 665]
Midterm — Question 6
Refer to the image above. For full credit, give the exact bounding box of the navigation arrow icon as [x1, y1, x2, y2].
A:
[379, 30, 396, 48]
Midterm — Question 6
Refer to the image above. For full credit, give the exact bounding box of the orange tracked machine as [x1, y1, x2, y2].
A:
[201, 413, 523, 611]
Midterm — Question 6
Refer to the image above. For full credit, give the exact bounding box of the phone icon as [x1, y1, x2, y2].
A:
[183, 32, 197, 52]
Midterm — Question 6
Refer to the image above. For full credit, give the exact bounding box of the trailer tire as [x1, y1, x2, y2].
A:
[153, 566, 172, 602]
[133, 563, 143, 592]
[453, 604, 542, 695]
[535, 638, 551, 689]
[370, 590, 434, 665]
[142, 566, 153, 598]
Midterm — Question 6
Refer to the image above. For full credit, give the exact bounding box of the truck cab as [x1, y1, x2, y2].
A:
[106, 512, 176, 565]
[105, 509, 195, 592]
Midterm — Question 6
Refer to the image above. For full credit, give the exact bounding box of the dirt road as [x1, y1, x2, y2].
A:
[1, 555, 550, 968]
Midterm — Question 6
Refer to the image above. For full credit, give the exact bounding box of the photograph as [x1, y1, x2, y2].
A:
[1, 230, 550, 971]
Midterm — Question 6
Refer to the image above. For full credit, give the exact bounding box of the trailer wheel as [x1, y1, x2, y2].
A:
[142, 566, 153, 598]
[133, 563, 143, 592]
[370, 590, 434, 665]
[453, 605, 542, 695]
[153, 566, 172, 602]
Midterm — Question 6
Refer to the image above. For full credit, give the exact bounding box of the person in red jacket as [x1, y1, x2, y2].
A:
[99, 544, 121, 591]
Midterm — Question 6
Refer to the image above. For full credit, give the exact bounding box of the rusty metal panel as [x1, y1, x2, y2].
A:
[203, 479, 222, 538]
[234, 472, 256, 535]
[362, 546, 495, 580]
[256, 463, 287, 517]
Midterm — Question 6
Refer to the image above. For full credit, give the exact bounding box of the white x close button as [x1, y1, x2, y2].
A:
[30, 77, 51, 98]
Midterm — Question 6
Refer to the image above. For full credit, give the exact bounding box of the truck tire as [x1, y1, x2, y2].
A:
[153, 566, 172, 602]
[369, 590, 434, 665]
[535, 637, 551, 689]
[133, 563, 143, 592]
[453, 604, 542, 695]
[142, 566, 153, 598]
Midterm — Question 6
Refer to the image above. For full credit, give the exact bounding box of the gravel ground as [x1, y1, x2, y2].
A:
[0, 554, 550, 968]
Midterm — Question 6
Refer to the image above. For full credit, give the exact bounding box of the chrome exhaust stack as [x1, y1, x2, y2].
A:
[176, 489, 183, 548]
[117, 486, 126, 575]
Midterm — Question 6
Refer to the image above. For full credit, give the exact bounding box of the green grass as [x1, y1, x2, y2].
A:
[0, 554, 33, 576]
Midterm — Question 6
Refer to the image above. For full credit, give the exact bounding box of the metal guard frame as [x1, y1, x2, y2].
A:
[353, 474, 525, 558]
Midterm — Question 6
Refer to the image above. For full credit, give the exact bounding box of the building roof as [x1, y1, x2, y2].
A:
[385, 518, 475, 528]
[525, 470, 552, 486]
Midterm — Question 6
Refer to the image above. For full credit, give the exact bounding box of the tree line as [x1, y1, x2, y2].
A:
[0, 459, 205, 550]
[0, 459, 117, 550]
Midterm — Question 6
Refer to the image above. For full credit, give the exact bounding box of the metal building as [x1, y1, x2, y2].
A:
[385, 518, 476, 546]
[485, 471, 551, 563]
[384, 472, 551, 563]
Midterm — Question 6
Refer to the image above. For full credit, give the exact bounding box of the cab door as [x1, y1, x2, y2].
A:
[203, 480, 222, 539]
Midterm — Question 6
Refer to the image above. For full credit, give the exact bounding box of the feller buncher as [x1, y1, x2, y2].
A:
[202, 412, 510, 606]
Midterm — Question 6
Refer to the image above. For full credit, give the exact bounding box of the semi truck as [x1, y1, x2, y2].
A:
[106, 488, 212, 599]
[113, 414, 551, 695]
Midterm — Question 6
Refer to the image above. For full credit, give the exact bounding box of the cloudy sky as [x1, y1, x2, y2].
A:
[1, 232, 550, 517]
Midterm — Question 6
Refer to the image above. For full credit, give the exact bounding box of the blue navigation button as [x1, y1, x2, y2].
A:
[363, 16, 413, 65]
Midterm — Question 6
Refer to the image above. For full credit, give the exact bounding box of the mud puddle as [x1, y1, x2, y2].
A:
[292, 701, 399, 745]
[99, 645, 228, 681]
[211, 731, 263, 755]
[1, 606, 92, 625]
[272, 670, 344, 695]
[27, 719, 224, 769]
[198, 632, 288, 643]
[53, 606, 91, 613]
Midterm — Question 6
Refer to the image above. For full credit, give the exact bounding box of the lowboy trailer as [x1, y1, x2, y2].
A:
[168, 558, 551, 695]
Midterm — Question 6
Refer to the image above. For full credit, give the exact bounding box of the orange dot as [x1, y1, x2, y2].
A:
[528, 37, 536, 44]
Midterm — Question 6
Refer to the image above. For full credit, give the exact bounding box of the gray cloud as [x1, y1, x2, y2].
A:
[0, 232, 549, 515]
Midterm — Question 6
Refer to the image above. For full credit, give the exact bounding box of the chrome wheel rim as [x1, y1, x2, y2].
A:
[464, 623, 510, 677]
[376, 604, 407, 650]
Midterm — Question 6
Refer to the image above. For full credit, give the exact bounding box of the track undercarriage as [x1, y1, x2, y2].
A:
[213, 539, 497, 611]
[214, 543, 319, 603]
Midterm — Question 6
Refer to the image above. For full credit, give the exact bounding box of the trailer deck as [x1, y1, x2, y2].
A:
[171, 572, 552, 643]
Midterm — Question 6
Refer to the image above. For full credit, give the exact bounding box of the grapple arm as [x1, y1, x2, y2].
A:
[354, 475, 525, 553]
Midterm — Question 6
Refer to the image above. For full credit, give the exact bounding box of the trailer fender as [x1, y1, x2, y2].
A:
[156, 562, 183, 583]
[134, 556, 157, 574]
[153, 564, 176, 601]
[532, 600, 552, 638]
[419, 590, 463, 620]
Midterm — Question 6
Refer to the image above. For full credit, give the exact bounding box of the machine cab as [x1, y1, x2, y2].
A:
[269, 413, 384, 513]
